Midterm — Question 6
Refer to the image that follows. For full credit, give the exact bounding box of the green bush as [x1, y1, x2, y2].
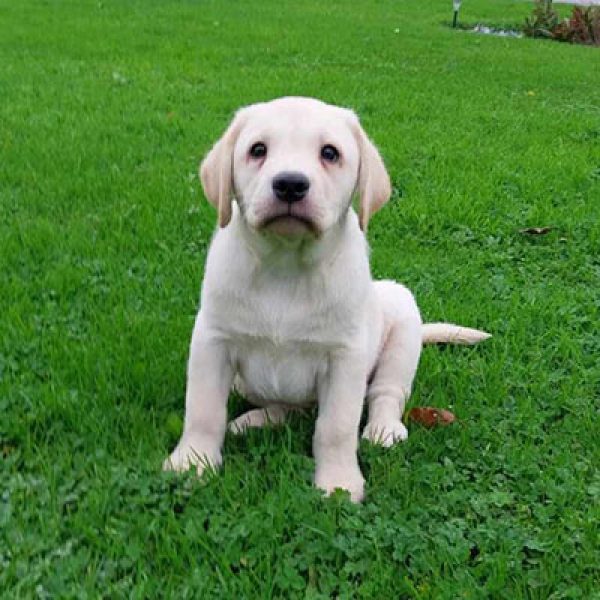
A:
[525, 0, 600, 46]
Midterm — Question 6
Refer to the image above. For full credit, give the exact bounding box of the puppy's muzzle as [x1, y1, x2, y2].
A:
[272, 172, 310, 203]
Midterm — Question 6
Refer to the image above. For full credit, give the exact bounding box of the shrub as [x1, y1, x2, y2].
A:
[524, 0, 561, 39]
[524, 0, 600, 46]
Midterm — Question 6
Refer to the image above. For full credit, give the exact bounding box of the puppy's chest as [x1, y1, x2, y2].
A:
[231, 337, 325, 405]
[209, 280, 359, 404]
[213, 276, 355, 347]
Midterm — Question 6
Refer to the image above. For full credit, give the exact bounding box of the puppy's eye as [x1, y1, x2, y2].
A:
[249, 142, 267, 159]
[321, 144, 340, 163]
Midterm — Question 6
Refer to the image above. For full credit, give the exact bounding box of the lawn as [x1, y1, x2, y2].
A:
[1, 0, 599, 597]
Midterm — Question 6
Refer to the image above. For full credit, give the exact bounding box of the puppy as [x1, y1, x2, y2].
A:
[164, 97, 489, 502]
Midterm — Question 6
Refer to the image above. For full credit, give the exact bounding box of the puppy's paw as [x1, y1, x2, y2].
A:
[163, 436, 222, 476]
[314, 465, 365, 503]
[228, 406, 288, 434]
[362, 420, 408, 447]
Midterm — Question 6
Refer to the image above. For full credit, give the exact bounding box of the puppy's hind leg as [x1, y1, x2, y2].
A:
[362, 284, 422, 447]
[228, 405, 295, 434]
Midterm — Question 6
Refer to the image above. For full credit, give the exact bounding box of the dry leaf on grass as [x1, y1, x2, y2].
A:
[407, 407, 456, 427]
[519, 226, 553, 235]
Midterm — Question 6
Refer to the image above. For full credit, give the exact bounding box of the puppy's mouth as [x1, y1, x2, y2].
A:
[260, 211, 319, 236]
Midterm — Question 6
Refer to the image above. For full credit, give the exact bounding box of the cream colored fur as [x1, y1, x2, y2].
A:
[164, 97, 489, 502]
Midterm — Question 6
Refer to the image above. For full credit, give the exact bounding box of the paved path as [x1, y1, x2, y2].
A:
[553, 0, 600, 5]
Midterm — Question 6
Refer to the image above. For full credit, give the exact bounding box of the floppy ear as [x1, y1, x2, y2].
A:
[199, 109, 247, 228]
[348, 113, 392, 231]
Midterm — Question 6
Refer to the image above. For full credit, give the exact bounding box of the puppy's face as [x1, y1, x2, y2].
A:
[200, 97, 391, 235]
[232, 99, 360, 237]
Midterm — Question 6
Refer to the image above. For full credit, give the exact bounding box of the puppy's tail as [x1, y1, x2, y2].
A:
[422, 323, 491, 345]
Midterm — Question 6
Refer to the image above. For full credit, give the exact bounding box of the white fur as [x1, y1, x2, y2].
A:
[164, 97, 489, 502]
[422, 323, 492, 345]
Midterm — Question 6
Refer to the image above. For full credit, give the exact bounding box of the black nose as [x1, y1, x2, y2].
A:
[272, 172, 310, 203]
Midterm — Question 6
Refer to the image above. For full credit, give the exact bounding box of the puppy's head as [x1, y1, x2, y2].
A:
[200, 97, 391, 235]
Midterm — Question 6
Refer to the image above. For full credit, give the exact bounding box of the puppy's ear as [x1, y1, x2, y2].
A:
[347, 112, 392, 231]
[199, 109, 247, 228]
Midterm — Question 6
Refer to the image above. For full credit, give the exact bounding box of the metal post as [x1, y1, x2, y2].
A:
[452, 0, 462, 28]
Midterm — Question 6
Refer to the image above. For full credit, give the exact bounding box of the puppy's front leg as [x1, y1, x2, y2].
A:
[314, 351, 367, 503]
[163, 316, 232, 476]
[362, 284, 422, 447]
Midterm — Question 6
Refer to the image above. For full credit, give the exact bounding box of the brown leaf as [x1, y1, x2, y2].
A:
[2, 444, 15, 457]
[407, 407, 456, 427]
[519, 226, 552, 235]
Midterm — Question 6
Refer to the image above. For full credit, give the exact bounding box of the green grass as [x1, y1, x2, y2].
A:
[1, 0, 599, 596]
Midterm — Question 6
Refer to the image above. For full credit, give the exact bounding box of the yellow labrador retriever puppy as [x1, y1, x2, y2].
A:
[164, 97, 489, 502]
